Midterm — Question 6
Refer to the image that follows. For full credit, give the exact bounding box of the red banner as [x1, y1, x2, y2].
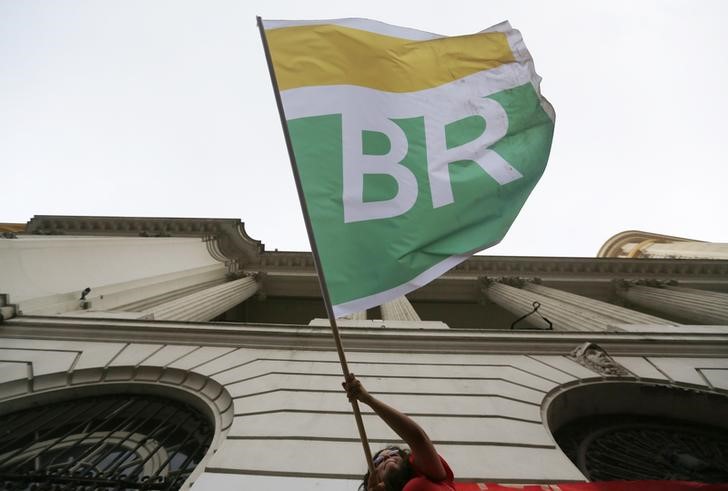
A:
[455, 482, 728, 491]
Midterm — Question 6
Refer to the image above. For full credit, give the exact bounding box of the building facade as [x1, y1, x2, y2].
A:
[1, 216, 727, 489]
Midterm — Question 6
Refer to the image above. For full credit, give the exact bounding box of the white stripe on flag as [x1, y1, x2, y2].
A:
[331, 239, 500, 318]
[280, 62, 545, 121]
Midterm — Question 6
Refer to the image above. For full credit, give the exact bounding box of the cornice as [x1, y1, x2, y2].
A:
[4, 316, 728, 357]
[453, 256, 728, 279]
[260, 251, 728, 280]
[20, 216, 728, 281]
[25, 215, 264, 267]
[259, 250, 318, 270]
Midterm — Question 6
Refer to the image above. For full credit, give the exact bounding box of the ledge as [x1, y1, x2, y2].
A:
[25, 215, 264, 267]
[4, 316, 728, 357]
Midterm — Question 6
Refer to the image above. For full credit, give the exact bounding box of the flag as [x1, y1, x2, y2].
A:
[261, 18, 555, 318]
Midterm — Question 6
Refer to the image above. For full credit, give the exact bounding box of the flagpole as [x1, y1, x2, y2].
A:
[256, 16, 375, 475]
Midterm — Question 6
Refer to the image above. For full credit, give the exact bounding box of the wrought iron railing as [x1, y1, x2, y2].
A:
[0, 394, 212, 490]
[556, 415, 728, 482]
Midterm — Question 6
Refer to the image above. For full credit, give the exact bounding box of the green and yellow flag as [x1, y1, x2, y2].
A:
[262, 18, 554, 318]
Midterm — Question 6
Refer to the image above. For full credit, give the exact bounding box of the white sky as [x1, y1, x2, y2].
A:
[2, 0, 727, 257]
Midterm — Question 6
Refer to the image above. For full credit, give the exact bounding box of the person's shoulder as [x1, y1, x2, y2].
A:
[408, 453, 455, 481]
[405, 454, 455, 491]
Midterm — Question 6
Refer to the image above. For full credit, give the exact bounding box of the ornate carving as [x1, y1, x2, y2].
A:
[616, 278, 679, 290]
[481, 276, 546, 288]
[495, 276, 527, 288]
[259, 251, 317, 269]
[243, 271, 267, 301]
[259, 252, 728, 279]
[458, 256, 728, 280]
[635, 278, 679, 288]
[568, 342, 632, 377]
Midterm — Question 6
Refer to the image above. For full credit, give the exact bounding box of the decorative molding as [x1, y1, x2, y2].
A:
[259, 251, 728, 282]
[20, 216, 728, 281]
[567, 342, 633, 377]
[25, 215, 264, 268]
[4, 316, 728, 357]
[259, 251, 318, 270]
[617, 279, 679, 289]
[247, 271, 268, 301]
[492, 276, 527, 288]
[597, 230, 699, 258]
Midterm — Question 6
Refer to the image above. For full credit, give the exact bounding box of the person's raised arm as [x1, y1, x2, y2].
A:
[343, 373, 447, 482]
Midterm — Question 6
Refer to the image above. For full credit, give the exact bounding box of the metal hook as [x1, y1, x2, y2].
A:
[510, 301, 553, 330]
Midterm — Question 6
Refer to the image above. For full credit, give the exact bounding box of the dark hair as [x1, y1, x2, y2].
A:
[359, 446, 413, 491]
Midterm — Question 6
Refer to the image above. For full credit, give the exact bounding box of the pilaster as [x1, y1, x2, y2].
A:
[617, 282, 728, 324]
[523, 281, 676, 326]
[483, 281, 613, 331]
[144, 276, 260, 322]
[342, 310, 367, 321]
[380, 296, 421, 321]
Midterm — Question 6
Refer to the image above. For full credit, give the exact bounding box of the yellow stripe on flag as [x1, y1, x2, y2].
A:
[267, 24, 516, 93]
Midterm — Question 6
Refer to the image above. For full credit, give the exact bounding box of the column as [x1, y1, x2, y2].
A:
[666, 285, 728, 301]
[342, 310, 367, 321]
[2, 235, 229, 316]
[144, 276, 259, 322]
[522, 282, 677, 326]
[616, 283, 728, 324]
[380, 296, 421, 321]
[483, 281, 618, 331]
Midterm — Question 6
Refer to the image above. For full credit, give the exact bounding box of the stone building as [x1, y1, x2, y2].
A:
[1, 215, 727, 489]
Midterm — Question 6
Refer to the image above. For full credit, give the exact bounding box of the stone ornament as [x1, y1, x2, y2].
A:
[568, 342, 633, 377]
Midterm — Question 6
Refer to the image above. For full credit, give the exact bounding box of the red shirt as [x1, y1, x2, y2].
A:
[403, 454, 456, 491]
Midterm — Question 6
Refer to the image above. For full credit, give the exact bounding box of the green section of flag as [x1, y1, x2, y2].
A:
[288, 83, 554, 307]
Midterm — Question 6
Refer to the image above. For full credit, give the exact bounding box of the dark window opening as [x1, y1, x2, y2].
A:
[0, 393, 213, 490]
[555, 414, 728, 482]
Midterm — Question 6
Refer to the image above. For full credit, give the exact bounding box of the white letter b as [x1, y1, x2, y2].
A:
[342, 114, 416, 223]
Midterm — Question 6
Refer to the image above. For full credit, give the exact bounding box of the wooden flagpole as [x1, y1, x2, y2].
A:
[256, 16, 375, 475]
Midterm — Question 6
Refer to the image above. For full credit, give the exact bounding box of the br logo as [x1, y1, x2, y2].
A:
[341, 97, 522, 223]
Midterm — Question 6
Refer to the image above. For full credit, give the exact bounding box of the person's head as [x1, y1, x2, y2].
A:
[359, 446, 413, 491]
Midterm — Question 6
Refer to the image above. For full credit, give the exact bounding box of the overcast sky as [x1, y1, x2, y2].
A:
[2, 0, 726, 257]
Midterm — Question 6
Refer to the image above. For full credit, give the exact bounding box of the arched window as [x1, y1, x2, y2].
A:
[0, 393, 213, 490]
[546, 382, 728, 483]
[556, 414, 728, 481]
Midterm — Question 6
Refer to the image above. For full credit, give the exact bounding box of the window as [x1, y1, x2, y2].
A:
[556, 414, 728, 482]
[546, 382, 728, 483]
[0, 393, 213, 490]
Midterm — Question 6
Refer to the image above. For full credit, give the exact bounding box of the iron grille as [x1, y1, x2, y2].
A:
[0, 393, 213, 490]
[555, 415, 728, 482]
